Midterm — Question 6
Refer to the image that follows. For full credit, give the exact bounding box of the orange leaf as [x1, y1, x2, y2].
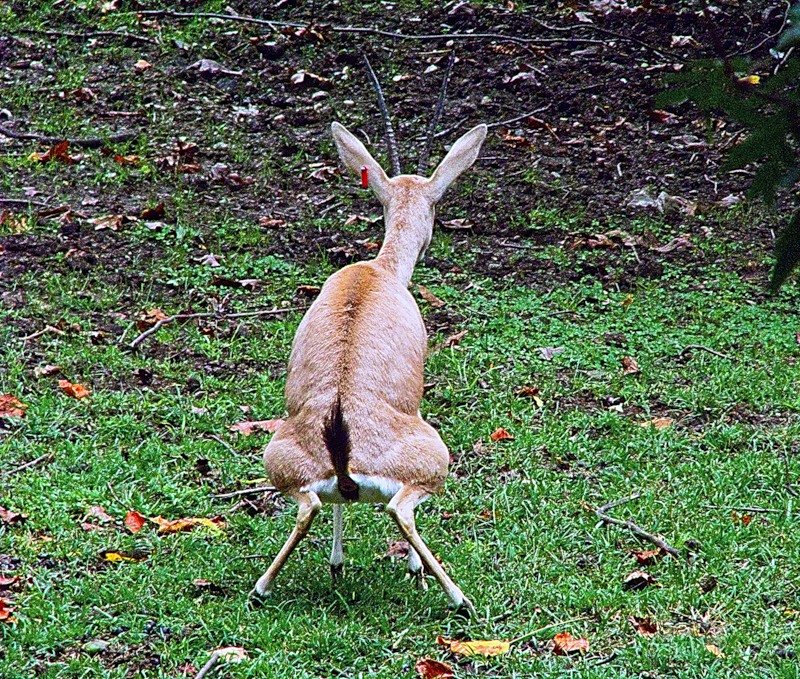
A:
[29, 140, 74, 164]
[552, 631, 589, 655]
[638, 417, 673, 429]
[58, 380, 91, 399]
[113, 154, 141, 166]
[0, 394, 27, 418]
[0, 598, 15, 623]
[124, 510, 147, 533]
[136, 307, 168, 330]
[437, 636, 511, 657]
[490, 427, 514, 442]
[228, 419, 285, 436]
[632, 548, 662, 565]
[415, 658, 454, 679]
[151, 515, 225, 534]
[417, 285, 446, 308]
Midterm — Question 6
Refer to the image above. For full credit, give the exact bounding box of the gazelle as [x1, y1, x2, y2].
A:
[250, 62, 486, 616]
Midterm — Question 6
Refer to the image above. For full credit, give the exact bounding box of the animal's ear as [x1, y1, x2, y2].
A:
[331, 122, 391, 203]
[427, 124, 487, 202]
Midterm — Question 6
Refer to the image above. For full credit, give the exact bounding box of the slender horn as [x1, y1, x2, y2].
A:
[362, 53, 402, 177]
[417, 51, 455, 176]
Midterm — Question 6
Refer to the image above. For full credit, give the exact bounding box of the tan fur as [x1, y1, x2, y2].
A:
[251, 121, 487, 613]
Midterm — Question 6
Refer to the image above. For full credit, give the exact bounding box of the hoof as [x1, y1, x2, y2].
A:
[247, 587, 269, 608]
[452, 597, 476, 619]
[407, 568, 428, 591]
[330, 563, 343, 580]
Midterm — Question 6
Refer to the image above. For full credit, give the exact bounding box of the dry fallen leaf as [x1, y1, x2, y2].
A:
[258, 216, 286, 229]
[29, 140, 74, 164]
[87, 506, 114, 524]
[437, 636, 511, 657]
[0, 576, 19, 590]
[623, 570, 656, 591]
[134, 58, 152, 73]
[0, 394, 27, 418]
[537, 346, 564, 361]
[0, 507, 27, 525]
[516, 385, 544, 408]
[228, 419, 285, 436]
[415, 657, 454, 679]
[490, 427, 514, 442]
[100, 550, 147, 563]
[151, 516, 225, 535]
[33, 364, 61, 378]
[137, 308, 168, 330]
[629, 616, 658, 636]
[384, 540, 410, 559]
[442, 329, 467, 348]
[552, 631, 589, 655]
[113, 153, 141, 166]
[632, 548, 662, 565]
[124, 510, 147, 533]
[58, 380, 91, 399]
[705, 643, 724, 658]
[440, 218, 473, 230]
[417, 285, 445, 308]
[140, 202, 165, 220]
[638, 417, 673, 430]
[212, 646, 248, 663]
[0, 598, 15, 623]
[621, 356, 640, 375]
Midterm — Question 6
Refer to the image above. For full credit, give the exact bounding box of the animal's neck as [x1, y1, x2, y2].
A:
[375, 215, 428, 287]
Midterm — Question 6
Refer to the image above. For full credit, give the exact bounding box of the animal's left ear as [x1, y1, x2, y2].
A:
[427, 124, 487, 202]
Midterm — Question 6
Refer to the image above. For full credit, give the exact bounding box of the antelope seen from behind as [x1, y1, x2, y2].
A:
[250, 67, 487, 615]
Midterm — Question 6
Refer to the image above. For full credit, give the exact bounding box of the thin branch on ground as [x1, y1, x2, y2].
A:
[21, 325, 65, 342]
[487, 105, 554, 129]
[208, 434, 239, 458]
[19, 28, 157, 44]
[417, 51, 455, 175]
[679, 344, 736, 361]
[0, 125, 137, 149]
[509, 616, 591, 644]
[701, 503, 782, 514]
[194, 650, 224, 679]
[595, 493, 681, 559]
[128, 306, 307, 350]
[132, 9, 605, 47]
[213, 486, 277, 500]
[2, 453, 53, 477]
[741, 0, 791, 55]
[0, 198, 53, 209]
[362, 53, 402, 176]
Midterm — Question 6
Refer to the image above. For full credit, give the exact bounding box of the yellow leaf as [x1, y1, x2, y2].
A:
[638, 417, 674, 430]
[737, 75, 760, 85]
[437, 636, 511, 657]
[101, 550, 146, 563]
[705, 643, 724, 658]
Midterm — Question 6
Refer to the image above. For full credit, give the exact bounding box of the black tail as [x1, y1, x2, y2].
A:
[323, 396, 359, 501]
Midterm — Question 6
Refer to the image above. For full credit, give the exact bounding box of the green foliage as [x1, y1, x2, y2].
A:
[657, 10, 800, 291]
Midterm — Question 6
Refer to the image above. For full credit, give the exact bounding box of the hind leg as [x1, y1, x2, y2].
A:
[387, 485, 475, 616]
[250, 490, 321, 601]
[330, 504, 344, 578]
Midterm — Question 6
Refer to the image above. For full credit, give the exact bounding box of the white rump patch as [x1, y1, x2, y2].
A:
[304, 475, 403, 504]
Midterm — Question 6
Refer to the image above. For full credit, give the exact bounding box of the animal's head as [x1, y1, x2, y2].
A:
[331, 122, 487, 224]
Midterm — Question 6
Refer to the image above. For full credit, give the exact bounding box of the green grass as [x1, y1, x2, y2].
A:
[2, 1, 800, 677]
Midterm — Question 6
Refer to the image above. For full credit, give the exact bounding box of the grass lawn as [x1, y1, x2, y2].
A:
[2, 2, 800, 677]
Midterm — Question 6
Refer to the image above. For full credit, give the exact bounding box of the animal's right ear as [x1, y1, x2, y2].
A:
[331, 122, 391, 203]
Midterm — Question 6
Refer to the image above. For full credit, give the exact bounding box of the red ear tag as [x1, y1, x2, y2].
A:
[360, 165, 368, 188]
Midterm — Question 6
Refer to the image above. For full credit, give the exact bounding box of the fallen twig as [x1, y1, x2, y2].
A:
[595, 493, 681, 559]
[2, 453, 53, 477]
[701, 503, 781, 514]
[194, 650, 223, 679]
[208, 434, 239, 458]
[417, 51, 455, 175]
[487, 105, 553, 129]
[0, 124, 137, 149]
[509, 616, 590, 644]
[132, 9, 604, 47]
[362, 53, 402, 176]
[0, 197, 52, 209]
[128, 306, 307, 350]
[679, 344, 736, 361]
[21, 325, 65, 342]
[213, 485, 277, 500]
[19, 28, 157, 45]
